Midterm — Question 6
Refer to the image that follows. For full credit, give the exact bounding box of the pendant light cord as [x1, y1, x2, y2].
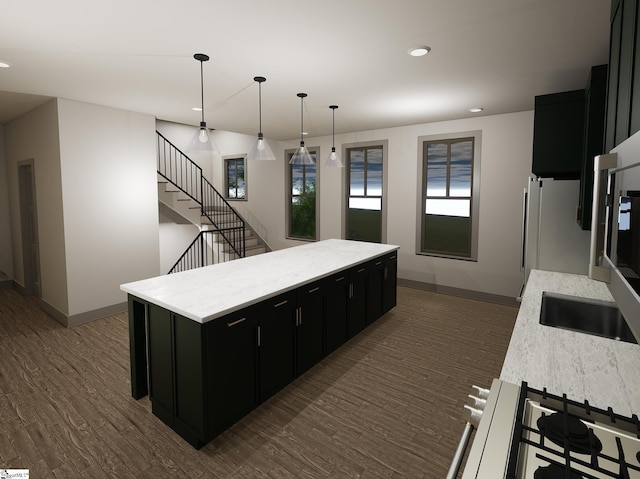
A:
[258, 81, 263, 135]
[199, 60, 205, 124]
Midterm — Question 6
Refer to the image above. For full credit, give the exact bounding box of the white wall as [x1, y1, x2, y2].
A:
[158, 221, 199, 273]
[158, 111, 534, 300]
[0, 125, 14, 282]
[57, 99, 160, 317]
[5, 100, 69, 313]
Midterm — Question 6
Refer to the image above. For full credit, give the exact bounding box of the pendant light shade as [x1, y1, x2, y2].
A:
[289, 93, 315, 165]
[247, 76, 276, 161]
[325, 105, 343, 167]
[187, 53, 221, 157]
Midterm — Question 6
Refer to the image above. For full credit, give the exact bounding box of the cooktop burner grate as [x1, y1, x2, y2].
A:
[506, 382, 640, 479]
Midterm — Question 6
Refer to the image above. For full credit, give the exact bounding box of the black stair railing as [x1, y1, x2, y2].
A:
[168, 230, 245, 274]
[156, 131, 246, 273]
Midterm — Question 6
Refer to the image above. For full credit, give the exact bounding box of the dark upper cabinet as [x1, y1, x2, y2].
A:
[605, 0, 640, 151]
[578, 65, 608, 231]
[532, 89, 586, 179]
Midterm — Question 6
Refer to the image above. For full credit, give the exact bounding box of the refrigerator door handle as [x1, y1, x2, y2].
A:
[521, 186, 528, 272]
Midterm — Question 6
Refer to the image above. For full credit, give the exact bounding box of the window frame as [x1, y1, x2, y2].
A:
[343, 140, 388, 243]
[285, 147, 319, 241]
[223, 155, 247, 201]
[416, 131, 481, 261]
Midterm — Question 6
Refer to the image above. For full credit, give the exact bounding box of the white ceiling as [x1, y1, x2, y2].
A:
[0, 0, 610, 141]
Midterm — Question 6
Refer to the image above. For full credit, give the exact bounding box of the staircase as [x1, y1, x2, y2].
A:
[156, 131, 269, 273]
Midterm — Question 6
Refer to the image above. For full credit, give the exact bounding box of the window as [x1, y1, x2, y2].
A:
[418, 132, 480, 260]
[286, 148, 318, 240]
[346, 142, 387, 243]
[224, 157, 246, 200]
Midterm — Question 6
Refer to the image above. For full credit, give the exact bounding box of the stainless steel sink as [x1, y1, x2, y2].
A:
[539, 292, 637, 344]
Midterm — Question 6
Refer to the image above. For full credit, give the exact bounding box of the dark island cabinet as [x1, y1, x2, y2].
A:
[348, 264, 368, 337]
[295, 281, 326, 375]
[325, 272, 349, 354]
[366, 258, 385, 324]
[206, 306, 259, 436]
[146, 303, 206, 447]
[382, 252, 398, 313]
[258, 292, 297, 402]
[126, 249, 398, 449]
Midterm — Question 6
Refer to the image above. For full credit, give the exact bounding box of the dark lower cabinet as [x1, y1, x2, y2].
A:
[348, 264, 367, 337]
[131, 251, 398, 449]
[366, 258, 385, 324]
[383, 253, 398, 313]
[325, 273, 349, 354]
[259, 292, 297, 402]
[147, 303, 174, 419]
[295, 281, 325, 374]
[147, 304, 206, 448]
[206, 307, 258, 436]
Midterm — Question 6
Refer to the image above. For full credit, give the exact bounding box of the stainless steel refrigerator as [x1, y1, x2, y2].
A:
[521, 177, 592, 295]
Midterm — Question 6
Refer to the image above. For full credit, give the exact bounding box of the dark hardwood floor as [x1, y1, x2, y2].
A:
[0, 286, 517, 478]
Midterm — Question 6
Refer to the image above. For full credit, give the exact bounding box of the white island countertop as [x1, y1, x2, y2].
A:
[500, 269, 640, 417]
[121, 239, 398, 324]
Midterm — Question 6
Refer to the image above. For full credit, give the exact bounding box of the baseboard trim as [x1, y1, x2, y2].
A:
[37, 297, 127, 328]
[397, 278, 520, 307]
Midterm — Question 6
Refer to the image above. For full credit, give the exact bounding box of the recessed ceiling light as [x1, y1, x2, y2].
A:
[408, 46, 431, 57]
[469, 107, 483, 113]
[0, 61, 11, 68]
[192, 107, 202, 111]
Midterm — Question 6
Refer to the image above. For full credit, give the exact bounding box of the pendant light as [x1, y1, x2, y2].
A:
[325, 105, 343, 167]
[289, 93, 315, 165]
[187, 53, 221, 156]
[247, 76, 276, 161]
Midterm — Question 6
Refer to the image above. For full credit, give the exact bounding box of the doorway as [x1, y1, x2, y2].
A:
[18, 161, 41, 297]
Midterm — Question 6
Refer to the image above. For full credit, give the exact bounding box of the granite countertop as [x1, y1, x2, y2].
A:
[120, 239, 398, 324]
[500, 269, 640, 417]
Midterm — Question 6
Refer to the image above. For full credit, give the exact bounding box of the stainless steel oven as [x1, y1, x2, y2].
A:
[448, 379, 640, 478]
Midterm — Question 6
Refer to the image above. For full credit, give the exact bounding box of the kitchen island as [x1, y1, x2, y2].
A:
[120, 239, 399, 448]
[500, 269, 640, 416]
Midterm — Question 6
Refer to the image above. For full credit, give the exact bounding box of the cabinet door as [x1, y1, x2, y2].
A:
[348, 264, 367, 337]
[173, 314, 205, 439]
[383, 252, 398, 313]
[325, 273, 349, 354]
[578, 65, 607, 231]
[532, 90, 585, 179]
[616, 0, 636, 147]
[147, 303, 174, 418]
[259, 292, 297, 401]
[206, 308, 258, 434]
[606, 0, 623, 152]
[366, 258, 385, 324]
[296, 281, 325, 374]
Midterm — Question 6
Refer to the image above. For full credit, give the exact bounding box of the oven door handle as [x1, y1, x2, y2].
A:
[446, 404, 483, 479]
[445, 421, 475, 479]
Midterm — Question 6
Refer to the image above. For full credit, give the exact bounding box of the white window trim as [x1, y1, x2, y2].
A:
[415, 131, 481, 261]
[222, 154, 247, 201]
[284, 146, 320, 242]
[343, 139, 389, 243]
